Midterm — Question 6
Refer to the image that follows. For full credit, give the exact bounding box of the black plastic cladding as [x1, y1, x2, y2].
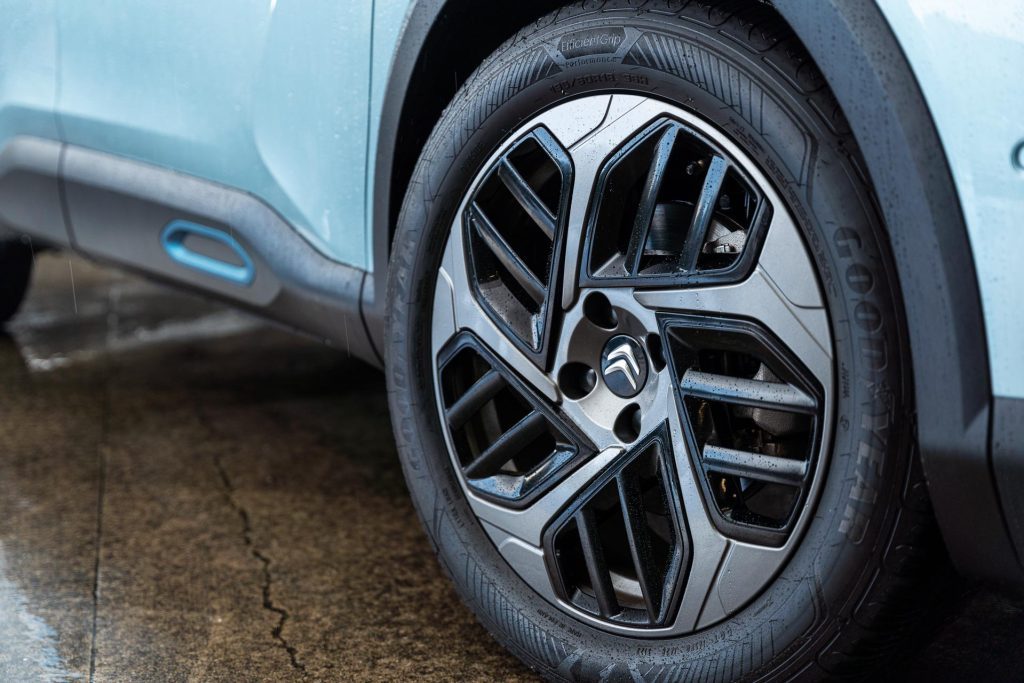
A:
[542, 423, 691, 628]
[464, 126, 574, 370]
[437, 330, 595, 509]
[659, 313, 825, 548]
[580, 117, 772, 289]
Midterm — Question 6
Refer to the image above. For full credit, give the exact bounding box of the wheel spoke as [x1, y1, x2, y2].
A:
[662, 405, 731, 631]
[434, 214, 557, 403]
[469, 205, 546, 306]
[445, 369, 505, 429]
[754, 204, 827, 309]
[466, 446, 624, 547]
[701, 444, 807, 486]
[680, 369, 816, 413]
[463, 410, 548, 479]
[662, 405, 796, 632]
[685, 541, 788, 629]
[526, 94, 614, 150]
[616, 472, 663, 617]
[625, 126, 679, 275]
[560, 95, 681, 310]
[576, 507, 621, 618]
[678, 155, 729, 272]
[634, 267, 831, 387]
[496, 159, 556, 240]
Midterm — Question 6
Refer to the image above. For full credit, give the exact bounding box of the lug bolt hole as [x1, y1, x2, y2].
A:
[614, 404, 642, 444]
[558, 362, 597, 400]
[583, 292, 617, 330]
[646, 332, 666, 373]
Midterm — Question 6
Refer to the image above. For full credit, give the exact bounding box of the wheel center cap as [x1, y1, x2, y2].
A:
[600, 335, 649, 398]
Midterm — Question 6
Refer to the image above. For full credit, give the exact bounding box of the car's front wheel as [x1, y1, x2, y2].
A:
[387, 2, 946, 679]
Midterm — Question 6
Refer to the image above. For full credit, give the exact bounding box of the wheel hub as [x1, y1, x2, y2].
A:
[552, 288, 665, 449]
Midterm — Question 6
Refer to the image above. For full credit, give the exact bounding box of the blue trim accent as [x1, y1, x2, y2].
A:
[160, 220, 255, 286]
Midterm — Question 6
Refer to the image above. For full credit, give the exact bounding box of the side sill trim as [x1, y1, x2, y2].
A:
[2, 137, 379, 368]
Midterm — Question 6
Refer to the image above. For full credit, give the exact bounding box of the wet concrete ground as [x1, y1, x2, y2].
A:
[0, 254, 1021, 682]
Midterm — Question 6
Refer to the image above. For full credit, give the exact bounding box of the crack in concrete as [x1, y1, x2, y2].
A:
[198, 406, 307, 676]
[212, 454, 307, 676]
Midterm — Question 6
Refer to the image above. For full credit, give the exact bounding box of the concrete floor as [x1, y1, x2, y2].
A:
[0, 254, 1021, 682]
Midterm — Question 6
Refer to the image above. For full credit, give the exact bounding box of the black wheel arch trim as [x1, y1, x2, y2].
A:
[993, 396, 1024, 574]
[368, 0, 1019, 583]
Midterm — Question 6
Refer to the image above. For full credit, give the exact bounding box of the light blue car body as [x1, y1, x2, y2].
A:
[876, 0, 1024, 401]
[0, 0, 406, 271]
[0, 0, 1020, 401]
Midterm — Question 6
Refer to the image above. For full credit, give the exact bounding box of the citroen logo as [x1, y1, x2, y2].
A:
[600, 336, 649, 398]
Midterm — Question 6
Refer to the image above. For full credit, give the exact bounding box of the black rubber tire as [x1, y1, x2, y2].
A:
[386, 2, 949, 680]
[0, 238, 33, 325]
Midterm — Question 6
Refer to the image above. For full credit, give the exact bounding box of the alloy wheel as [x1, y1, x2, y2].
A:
[430, 94, 834, 636]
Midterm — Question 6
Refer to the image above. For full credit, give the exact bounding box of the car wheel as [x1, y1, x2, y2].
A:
[0, 237, 33, 324]
[386, 2, 947, 679]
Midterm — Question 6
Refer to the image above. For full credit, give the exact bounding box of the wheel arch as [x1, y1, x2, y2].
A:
[368, 0, 1018, 583]
[369, 1, 565, 303]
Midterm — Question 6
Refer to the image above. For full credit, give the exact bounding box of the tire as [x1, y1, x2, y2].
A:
[386, 2, 948, 680]
[0, 238, 33, 324]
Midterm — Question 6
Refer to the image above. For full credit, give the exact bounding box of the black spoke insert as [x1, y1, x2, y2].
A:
[582, 118, 771, 288]
[661, 315, 824, 547]
[464, 127, 573, 362]
[438, 332, 593, 507]
[543, 426, 690, 628]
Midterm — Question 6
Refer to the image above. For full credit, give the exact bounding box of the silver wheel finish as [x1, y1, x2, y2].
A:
[430, 95, 834, 637]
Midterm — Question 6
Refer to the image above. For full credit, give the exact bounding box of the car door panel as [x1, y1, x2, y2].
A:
[55, 0, 373, 269]
[0, 1, 67, 244]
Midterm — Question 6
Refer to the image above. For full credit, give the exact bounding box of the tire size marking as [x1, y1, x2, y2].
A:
[550, 72, 648, 96]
